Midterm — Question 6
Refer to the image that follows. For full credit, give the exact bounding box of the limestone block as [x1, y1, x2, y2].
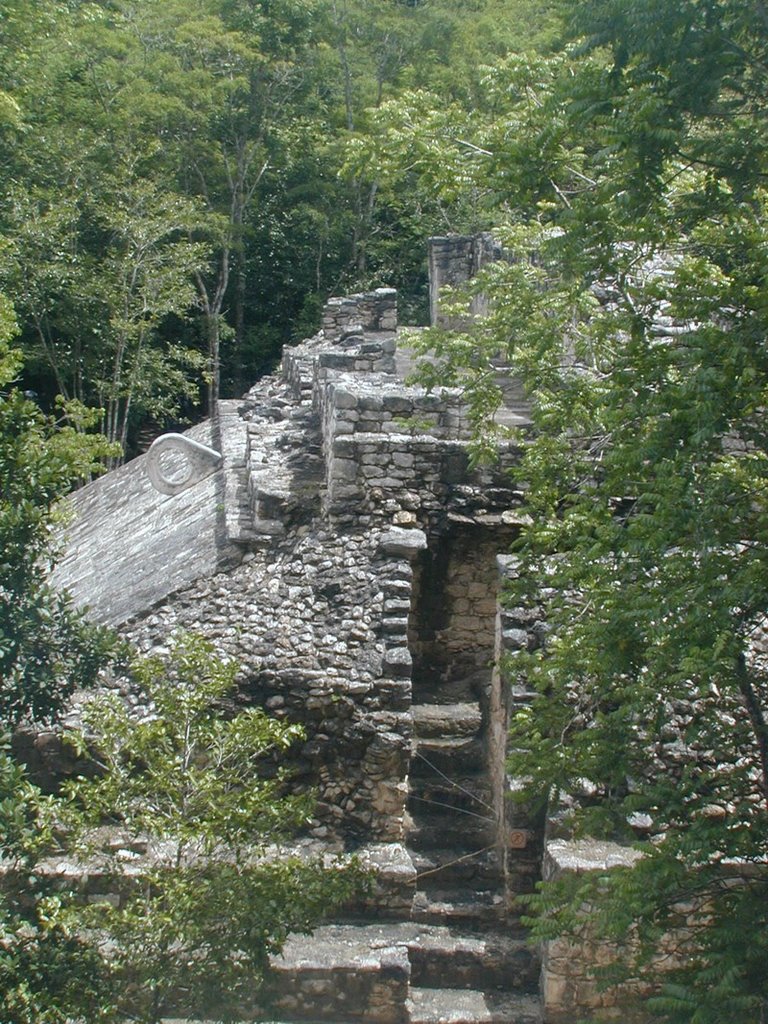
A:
[383, 647, 412, 677]
[319, 351, 358, 370]
[359, 395, 384, 412]
[379, 527, 427, 560]
[503, 627, 530, 650]
[331, 458, 360, 483]
[333, 388, 359, 410]
[381, 617, 410, 634]
[334, 408, 360, 422]
[544, 839, 643, 881]
[360, 415, 385, 432]
[329, 483, 364, 502]
[251, 519, 286, 536]
[392, 511, 417, 526]
[334, 420, 355, 435]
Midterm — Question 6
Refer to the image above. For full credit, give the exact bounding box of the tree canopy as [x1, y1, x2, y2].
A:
[5, 0, 768, 1017]
[1, 0, 558, 459]
[366, 0, 768, 1017]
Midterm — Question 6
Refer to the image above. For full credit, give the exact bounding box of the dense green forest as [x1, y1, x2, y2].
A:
[0, 0, 559, 459]
[3, 0, 768, 1020]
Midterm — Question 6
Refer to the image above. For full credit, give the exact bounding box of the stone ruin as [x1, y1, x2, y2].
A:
[46, 239, 637, 1024]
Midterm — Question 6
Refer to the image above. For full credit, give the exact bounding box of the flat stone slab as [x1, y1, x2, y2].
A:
[273, 922, 417, 971]
[411, 735, 484, 774]
[52, 402, 247, 626]
[408, 928, 538, 992]
[543, 838, 643, 880]
[412, 703, 482, 738]
[407, 988, 542, 1024]
[379, 526, 428, 560]
[410, 889, 508, 927]
[273, 920, 531, 968]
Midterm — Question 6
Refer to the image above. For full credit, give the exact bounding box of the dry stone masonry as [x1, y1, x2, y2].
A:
[429, 234, 506, 328]
[51, 243, 652, 1023]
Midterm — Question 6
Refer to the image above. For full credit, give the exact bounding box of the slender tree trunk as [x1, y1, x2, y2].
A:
[232, 155, 247, 397]
[33, 317, 69, 400]
[195, 244, 230, 418]
[736, 653, 768, 808]
[208, 313, 221, 413]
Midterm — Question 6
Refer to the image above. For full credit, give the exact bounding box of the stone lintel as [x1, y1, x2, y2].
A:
[379, 527, 428, 560]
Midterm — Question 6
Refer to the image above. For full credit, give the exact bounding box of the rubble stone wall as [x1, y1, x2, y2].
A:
[52, 281, 537, 924]
[492, 556, 548, 895]
[428, 233, 507, 327]
[539, 841, 650, 1023]
[122, 522, 415, 844]
[321, 288, 398, 336]
[435, 528, 505, 667]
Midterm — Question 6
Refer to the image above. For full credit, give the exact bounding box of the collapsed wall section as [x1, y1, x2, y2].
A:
[313, 375, 520, 525]
[122, 524, 416, 845]
[53, 285, 532, 863]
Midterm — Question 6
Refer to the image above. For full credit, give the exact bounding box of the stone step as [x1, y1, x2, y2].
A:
[408, 927, 539, 992]
[269, 922, 410, 1023]
[407, 775, 493, 817]
[410, 889, 510, 928]
[411, 675, 484, 705]
[407, 988, 542, 1024]
[267, 921, 537, 1021]
[410, 846, 503, 889]
[411, 735, 485, 775]
[412, 703, 482, 739]
[409, 806, 493, 847]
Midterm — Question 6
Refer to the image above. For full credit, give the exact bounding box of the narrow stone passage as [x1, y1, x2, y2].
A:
[403, 669, 541, 1024]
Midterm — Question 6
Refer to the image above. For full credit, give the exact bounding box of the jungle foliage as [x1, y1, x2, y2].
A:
[0, 289, 364, 1020]
[5, 0, 768, 1019]
[362, 0, 768, 1018]
[59, 636, 367, 1024]
[0, 0, 560, 459]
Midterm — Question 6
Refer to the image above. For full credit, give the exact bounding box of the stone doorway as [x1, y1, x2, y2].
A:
[406, 520, 518, 917]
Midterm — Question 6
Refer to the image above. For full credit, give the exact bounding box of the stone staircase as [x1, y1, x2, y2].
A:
[261, 668, 543, 1024]
[268, 920, 541, 1024]
[404, 672, 541, 1023]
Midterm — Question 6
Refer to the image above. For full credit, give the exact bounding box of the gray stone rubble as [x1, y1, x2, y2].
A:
[52, 272, 551, 1022]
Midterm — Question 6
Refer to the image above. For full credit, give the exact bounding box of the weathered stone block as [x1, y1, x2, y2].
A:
[330, 483, 364, 502]
[333, 388, 359, 410]
[381, 617, 410, 634]
[330, 458, 359, 483]
[503, 627, 530, 650]
[379, 528, 428, 560]
[383, 647, 412, 677]
[392, 452, 414, 468]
